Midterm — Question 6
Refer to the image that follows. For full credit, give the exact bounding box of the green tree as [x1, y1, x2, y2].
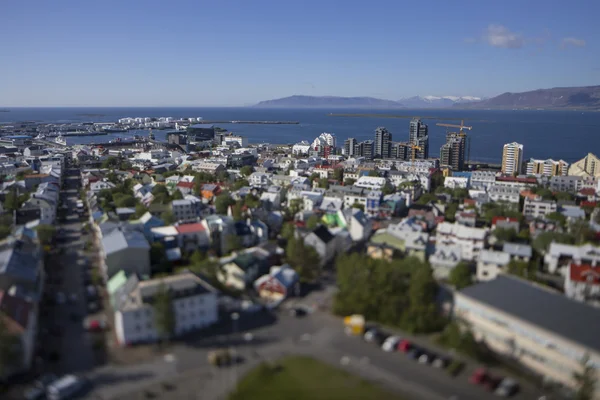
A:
[3, 188, 22, 211]
[0, 317, 22, 376]
[448, 262, 473, 289]
[134, 203, 148, 218]
[119, 160, 132, 170]
[281, 222, 296, 240]
[232, 178, 249, 191]
[317, 178, 329, 189]
[0, 225, 11, 240]
[444, 203, 458, 222]
[381, 183, 395, 196]
[546, 211, 567, 227]
[153, 283, 176, 341]
[532, 231, 575, 253]
[571, 219, 595, 245]
[416, 193, 438, 205]
[507, 260, 536, 280]
[232, 201, 244, 221]
[402, 265, 443, 333]
[287, 199, 303, 219]
[493, 227, 518, 243]
[160, 211, 176, 225]
[344, 178, 356, 186]
[240, 165, 254, 176]
[114, 194, 136, 208]
[106, 172, 119, 184]
[244, 193, 260, 209]
[305, 215, 320, 230]
[351, 202, 365, 211]
[152, 184, 169, 196]
[101, 156, 119, 169]
[309, 172, 320, 183]
[430, 171, 444, 191]
[573, 354, 597, 400]
[172, 190, 184, 200]
[215, 191, 236, 214]
[368, 170, 379, 177]
[286, 238, 320, 282]
[190, 249, 206, 266]
[225, 234, 244, 253]
[35, 224, 56, 246]
[333, 168, 344, 183]
[555, 191, 574, 202]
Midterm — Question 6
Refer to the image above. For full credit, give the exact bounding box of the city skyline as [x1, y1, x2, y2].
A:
[2, 0, 598, 107]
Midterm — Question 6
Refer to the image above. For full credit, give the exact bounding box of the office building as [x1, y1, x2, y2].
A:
[501, 142, 523, 175]
[440, 133, 466, 171]
[409, 118, 429, 159]
[186, 124, 215, 141]
[344, 138, 357, 157]
[526, 158, 569, 177]
[391, 142, 409, 161]
[374, 127, 392, 159]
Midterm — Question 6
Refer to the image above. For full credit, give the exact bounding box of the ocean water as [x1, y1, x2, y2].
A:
[1, 107, 599, 164]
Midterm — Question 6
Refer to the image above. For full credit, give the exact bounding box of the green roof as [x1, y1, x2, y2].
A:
[369, 232, 406, 251]
[321, 212, 347, 228]
[107, 270, 128, 295]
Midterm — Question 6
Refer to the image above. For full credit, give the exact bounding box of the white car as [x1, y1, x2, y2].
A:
[381, 336, 401, 352]
[495, 377, 519, 397]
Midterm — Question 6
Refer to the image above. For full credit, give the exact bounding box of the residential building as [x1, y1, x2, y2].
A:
[304, 225, 336, 267]
[435, 222, 488, 261]
[342, 208, 373, 242]
[494, 176, 538, 189]
[366, 190, 383, 216]
[390, 142, 410, 160]
[344, 138, 357, 157]
[487, 184, 521, 204]
[429, 241, 462, 279]
[354, 176, 387, 190]
[354, 140, 374, 160]
[503, 242, 532, 263]
[564, 263, 600, 307]
[171, 198, 203, 223]
[476, 249, 510, 281]
[501, 142, 524, 175]
[253, 264, 299, 304]
[408, 118, 429, 159]
[568, 153, 600, 178]
[217, 248, 272, 290]
[200, 183, 220, 201]
[453, 275, 600, 395]
[470, 170, 497, 190]
[100, 228, 151, 279]
[0, 287, 37, 376]
[444, 176, 469, 189]
[90, 180, 118, 194]
[175, 181, 195, 196]
[248, 172, 272, 187]
[439, 132, 466, 171]
[0, 235, 44, 295]
[292, 140, 311, 155]
[523, 197, 557, 219]
[529, 219, 562, 239]
[374, 127, 392, 159]
[192, 162, 225, 175]
[368, 228, 428, 262]
[549, 175, 586, 193]
[113, 272, 218, 345]
[175, 223, 211, 253]
[526, 158, 569, 177]
[544, 243, 600, 276]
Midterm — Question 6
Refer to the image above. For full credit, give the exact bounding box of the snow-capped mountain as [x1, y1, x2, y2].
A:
[399, 96, 482, 108]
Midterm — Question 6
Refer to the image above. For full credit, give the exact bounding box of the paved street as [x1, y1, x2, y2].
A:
[80, 308, 550, 400]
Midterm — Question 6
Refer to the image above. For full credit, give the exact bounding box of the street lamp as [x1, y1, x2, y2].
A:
[230, 312, 240, 386]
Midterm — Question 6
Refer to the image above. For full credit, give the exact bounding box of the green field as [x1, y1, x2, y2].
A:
[228, 356, 406, 400]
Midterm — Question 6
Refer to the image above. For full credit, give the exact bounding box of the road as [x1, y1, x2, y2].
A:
[82, 308, 549, 400]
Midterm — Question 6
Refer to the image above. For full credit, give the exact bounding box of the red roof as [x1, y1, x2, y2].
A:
[582, 201, 597, 208]
[570, 264, 600, 284]
[579, 188, 596, 196]
[175, 223, 206, 234]
[463, 199, 476, 206]
[176, 181, 195, 189]
[492, 216, 518, 226]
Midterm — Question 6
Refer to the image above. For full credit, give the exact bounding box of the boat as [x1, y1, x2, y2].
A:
[55, 135, 67, 145]
[34, 134, 46, 140]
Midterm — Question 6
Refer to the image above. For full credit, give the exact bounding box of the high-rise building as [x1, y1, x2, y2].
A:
[526, 158, 569, 176]
[409, 118, 429, 159]
[374, 127, 392, 159]
[391, 142, 410, 160]
[355, 140, 374, 160]
[344, 138, 357, 157]
[568, 153, 600, 178]
[501, 142, 524, 176]
[440, 132, 466, 171]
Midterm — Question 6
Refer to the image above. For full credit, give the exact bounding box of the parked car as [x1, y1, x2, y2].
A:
[397, 339, 412, 353]
[364, 328, 387, 346]
[470, 367, 489, 385]
[406, 347, 423, 360]
[432, 355, 450, 369]
[381, 336, 401, 352]
[85, 319, 107, 332]
[495, 377, 519, 397]
[484, 375, 502, 391]
[289, 306, 309, 317]
[46, 374, 86, 400]
[418, 351, 434, 364]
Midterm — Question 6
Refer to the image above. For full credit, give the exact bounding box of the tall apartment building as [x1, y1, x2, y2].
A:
[440, 133, 466, 171]
[409, 118, 429, 159]
[501, 142, 524, 175]
[354, 140, 374, 160]
[526, 158, 569, 177]
[374, 127, 392, 159]
[568, 153, 600, 178]
[344, 138, 357, 157]
[391, 142, 409, 161]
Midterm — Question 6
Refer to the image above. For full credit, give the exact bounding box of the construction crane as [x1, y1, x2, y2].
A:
[409, 144, 422, 172]
[436, 119, 474, 168]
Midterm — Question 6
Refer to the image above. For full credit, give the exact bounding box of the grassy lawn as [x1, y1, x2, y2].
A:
[228, 356, 406, 400]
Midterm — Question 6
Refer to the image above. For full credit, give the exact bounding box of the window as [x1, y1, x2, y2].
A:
[134, 311, 140, 319]
[135, 325, 141, 332]
[146, 322, 152, 329]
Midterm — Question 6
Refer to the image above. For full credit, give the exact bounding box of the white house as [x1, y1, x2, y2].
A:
[90, 180, 117, 194]
[523, 197, 557, 219]
[444, 176, 469, 189]
[564, 263, 600, 307]
[292, 141, 311, 155]
[175, 222, 211, 253]
[476, 249, 511, 281]
[470, 170, 497, 190]
[429, 241, 462, 279]
[249, 172, 272, 187]
[435, 222, 488, 262]
[100, 228, 151, 279]
[342, 208, 372, 242]
[304, 225, 337, 267]
[544, 243, 600, 276]
[113, 272, 218, 345]
[487, 185, 521, 204]
[253, 264, 299, 304]
[354, 176, 387, 190]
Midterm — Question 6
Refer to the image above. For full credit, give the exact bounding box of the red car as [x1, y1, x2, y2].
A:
[397, 339, 412, 353]
[85, 319, 107, 332]
[484, 376, 502, 391]
[469, 367, 489, 385]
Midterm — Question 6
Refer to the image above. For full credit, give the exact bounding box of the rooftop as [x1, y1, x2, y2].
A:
[102, 228, 150, 255]
[459, 275, 600, 354]
[175, 223, 206, 234]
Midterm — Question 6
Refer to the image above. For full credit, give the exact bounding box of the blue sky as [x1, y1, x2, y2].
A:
[1, 0, 598, 106]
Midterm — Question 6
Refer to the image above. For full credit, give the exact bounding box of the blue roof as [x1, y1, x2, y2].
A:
[189, 124, 214, 129]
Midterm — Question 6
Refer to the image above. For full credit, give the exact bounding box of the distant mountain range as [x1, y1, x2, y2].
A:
[456, 86, 600, 110]
[253, 95, 404, 109]
[398, 96, 482, 108]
